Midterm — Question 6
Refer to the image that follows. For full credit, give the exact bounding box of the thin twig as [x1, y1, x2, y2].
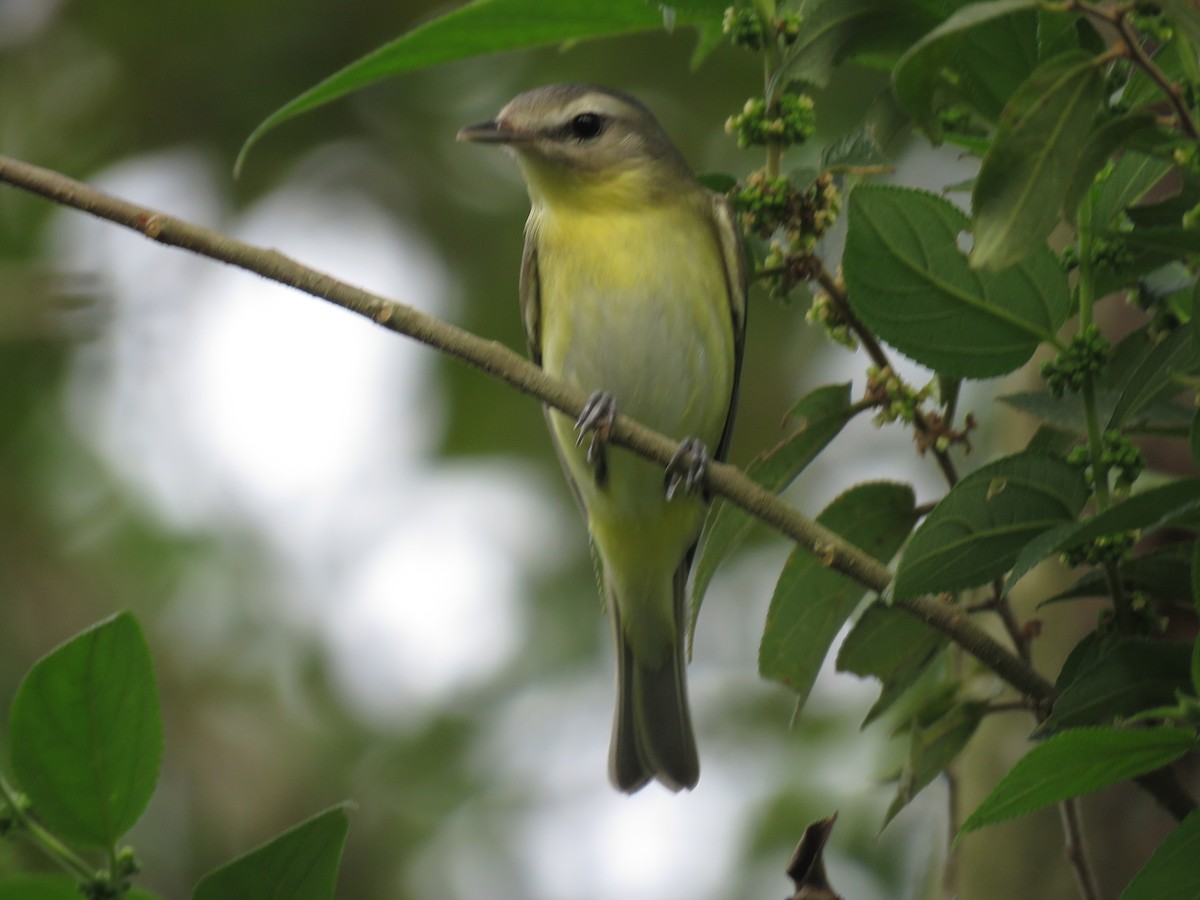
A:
[814, 261, 960, 486]
[1074, 0, 1200, 140]
[1058, 798, 1102, 900]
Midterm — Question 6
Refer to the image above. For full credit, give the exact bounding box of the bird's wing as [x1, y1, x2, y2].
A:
[519, 230, 542, 364]
[709, 193, 748, 465]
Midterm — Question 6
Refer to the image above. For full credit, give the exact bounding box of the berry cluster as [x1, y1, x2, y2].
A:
[80, 848, 141, 900]
[1069, 431, 1145, 491]
[1040, 324, 1110, 397]
[725, 92, 816, 149]
[864, 365, 933, 426]
[722, 5, 803, 51]
[1061, 530, 1138, 568]
[806, 287, 855, 347]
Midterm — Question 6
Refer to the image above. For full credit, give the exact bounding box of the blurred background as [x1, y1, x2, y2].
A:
[0, 2, 1167, 897]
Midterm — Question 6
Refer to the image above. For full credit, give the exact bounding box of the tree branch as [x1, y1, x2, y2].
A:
[0, 156, 1091, 713]
[5, 153, 1196, 824]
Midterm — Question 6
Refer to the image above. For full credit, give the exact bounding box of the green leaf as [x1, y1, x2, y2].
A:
[1004, 520, 1080, 591]
[1062, 479, 1200, 550]
[192, 805, 351, 900]
[893, 452, 1088, 599]
[8, 612, 162, 848]
[1109, 328, 1198, 428]
[1092, 151, 1174, 229]
[1121, 809, 1200, 900]
[1040, 638, 1193, 732]
[1063, 111, 1159, 220]
[758, 483, 917, 706]
[892, 0, 1041, 136]
[971, 52, 1105, 270]
[690, 384, 856, 619]
[961, 727, 1199, 834]
[844, 186, 1070, 378]
[835, 602, 948, 726]
[884, 701, 987, 827]
[236, 0, 717, 173]
[1040, 543, 1194, 607]
[780, 0, 939, 90]
[952, 9, 1039, 124]
[1001, 325, 1198, 433]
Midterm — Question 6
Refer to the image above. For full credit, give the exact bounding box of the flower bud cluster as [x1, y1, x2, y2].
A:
[1040, 324, 1110, 397]
[1061, 530, 1138, 567]
[1067, 431, 1145, 492]
[725, 93, 815, 149]
[865, 365, 933, 426]
[722, 6, 803, 51]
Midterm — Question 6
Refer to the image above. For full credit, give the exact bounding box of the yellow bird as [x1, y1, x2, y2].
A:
[459, 84, 745, 792]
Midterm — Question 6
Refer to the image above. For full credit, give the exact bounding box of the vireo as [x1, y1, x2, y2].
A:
[459, 84, 746, 793]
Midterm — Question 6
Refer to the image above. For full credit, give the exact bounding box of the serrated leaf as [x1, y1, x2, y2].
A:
[1092, 152, 1175, 229]
[1121, 809, 1200, 900]
[971, 52, 1105, 270]
[1063, 112, 1159, 219]
[844, 186, 1070, 378]
[9, 612, 162, 848]
[780, 0, 939, 90]
[1060, 479, 1200, 552]
[237, 0, 720, 173]
[961, 727, 1198, 834]
[892, 0, 1041, 136]
[1040, 543, 1195, 607]
[691, 383, 856, 621]
[192, 805, 351, 900]
[893, 452, 1088, 599]
[1110, 327, 1199, 428]
[884, 702, 986, 827]
[1040, 638, 1193, 732]
[835, 602, 948, 726]
[758, 483, 917, 706]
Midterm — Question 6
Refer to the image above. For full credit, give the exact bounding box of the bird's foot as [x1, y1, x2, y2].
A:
[575, 390, 617, 472]
[665, 437, 710, 500]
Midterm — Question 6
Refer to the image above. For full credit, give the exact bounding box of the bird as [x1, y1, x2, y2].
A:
[458, 84, 745, 792]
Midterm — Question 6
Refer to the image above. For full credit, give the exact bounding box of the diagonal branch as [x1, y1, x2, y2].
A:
[0, 157, 1087, 710]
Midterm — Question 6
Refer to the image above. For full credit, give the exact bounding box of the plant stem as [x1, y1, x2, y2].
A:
[1073, 0, 1200, 140]
[1076, 191, 1132, 630]
[1058, 798, 1101, 900]
[0, 774, 94, 880]
[814, 261, 960, 486]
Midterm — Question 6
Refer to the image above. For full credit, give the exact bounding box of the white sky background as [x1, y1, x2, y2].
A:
[39, 142, 975, 899]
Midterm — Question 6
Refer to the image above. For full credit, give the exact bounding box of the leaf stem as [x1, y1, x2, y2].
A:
[0, 773, 94, 880]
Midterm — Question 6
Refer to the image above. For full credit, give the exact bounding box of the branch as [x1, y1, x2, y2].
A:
[813, 262, 960, 486]
[0, 154, 1073, 708]
[1058, 798, 1101, 900]
[1074, 0, 1200, 141]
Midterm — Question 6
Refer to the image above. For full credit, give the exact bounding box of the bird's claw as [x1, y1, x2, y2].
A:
[665, 437, 710, 500]
[575, 390, 617, 469]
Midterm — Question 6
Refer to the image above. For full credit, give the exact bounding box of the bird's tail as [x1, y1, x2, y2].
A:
[607, 562, 699, 793]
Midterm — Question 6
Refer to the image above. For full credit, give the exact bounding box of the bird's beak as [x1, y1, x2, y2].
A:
[456, 119, 529, 144]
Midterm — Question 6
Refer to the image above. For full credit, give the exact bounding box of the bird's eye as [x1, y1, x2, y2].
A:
[569, 113, 604, 140]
